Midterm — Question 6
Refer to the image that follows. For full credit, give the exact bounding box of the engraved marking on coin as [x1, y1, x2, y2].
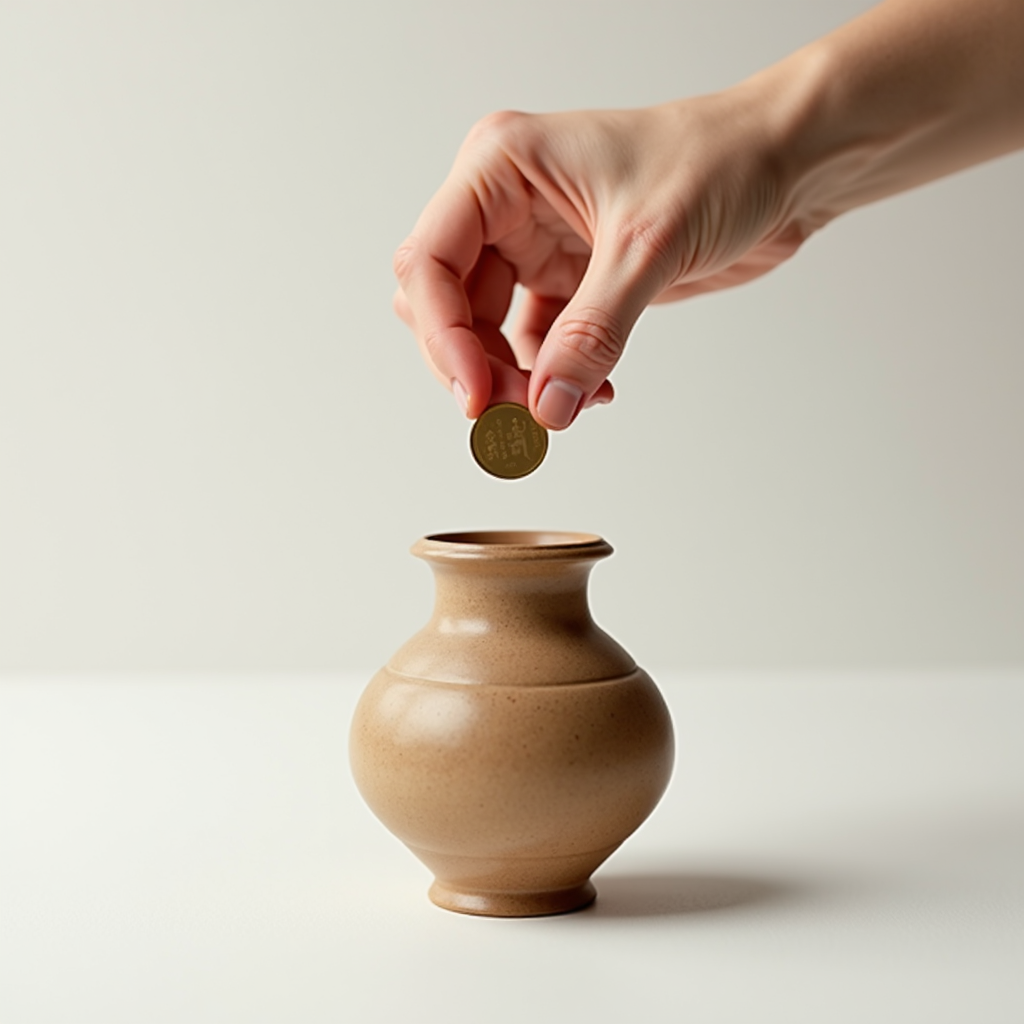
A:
[470, 403, 548, 479]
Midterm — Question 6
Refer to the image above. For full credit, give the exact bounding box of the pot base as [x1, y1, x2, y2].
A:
[428, 880, 597, 918]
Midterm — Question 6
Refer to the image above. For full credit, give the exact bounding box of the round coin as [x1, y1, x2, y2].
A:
[470, 402, 548, 479]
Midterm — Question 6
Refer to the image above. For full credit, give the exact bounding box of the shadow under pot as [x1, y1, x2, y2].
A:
[349, 530, 674, 917]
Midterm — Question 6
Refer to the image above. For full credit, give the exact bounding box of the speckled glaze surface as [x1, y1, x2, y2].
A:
[349, 531, 674, 917]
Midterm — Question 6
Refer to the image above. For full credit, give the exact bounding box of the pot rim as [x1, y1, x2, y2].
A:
[413, 530, 613, 562]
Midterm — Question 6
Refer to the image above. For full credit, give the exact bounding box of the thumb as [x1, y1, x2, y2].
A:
[527, 232, 668, 430]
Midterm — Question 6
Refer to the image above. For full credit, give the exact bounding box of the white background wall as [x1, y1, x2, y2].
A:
[1, 0, 1021, 673]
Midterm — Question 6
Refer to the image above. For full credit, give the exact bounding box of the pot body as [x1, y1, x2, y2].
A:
[349, 531, 674, 917]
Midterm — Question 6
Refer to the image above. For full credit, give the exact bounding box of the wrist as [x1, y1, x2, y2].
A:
[732, 42, 862, 236]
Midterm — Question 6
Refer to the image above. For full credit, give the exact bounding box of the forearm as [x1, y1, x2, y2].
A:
[750, 0, 1024, 231]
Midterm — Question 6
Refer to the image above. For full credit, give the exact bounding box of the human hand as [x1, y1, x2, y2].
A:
[392, 87, 810, 429]
[394, 0, 1024, 432]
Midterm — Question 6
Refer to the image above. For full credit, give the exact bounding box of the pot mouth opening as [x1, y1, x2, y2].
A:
[427, 530, 600, 547]
[415, 530, 612, 561]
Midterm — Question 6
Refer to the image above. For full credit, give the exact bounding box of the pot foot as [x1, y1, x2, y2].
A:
[428, 879, 597, 918]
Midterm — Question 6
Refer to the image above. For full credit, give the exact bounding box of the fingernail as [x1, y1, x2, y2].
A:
[451, 378, 470, 417]
[537, 378, 584, 430]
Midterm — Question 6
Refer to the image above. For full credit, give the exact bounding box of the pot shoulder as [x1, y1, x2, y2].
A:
[387, 621, 636, 685]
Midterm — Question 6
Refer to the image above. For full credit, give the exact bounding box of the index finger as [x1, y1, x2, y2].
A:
[393, 178, 493, 418]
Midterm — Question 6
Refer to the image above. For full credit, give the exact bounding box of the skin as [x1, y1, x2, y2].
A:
[393, 0, 1024, 431]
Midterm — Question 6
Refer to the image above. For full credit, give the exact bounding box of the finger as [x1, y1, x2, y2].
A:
[527, 224, 673, 429]
[393, 286, 470, 393]
[481, 338, 611, 410]
[466, 246, 516, 328]
[585, 379, 615, 407]
[473, 318, 521, 373]
[393, 180, 493, 417]
[465, 321, 528, 405]
[479, 315, 607, 410]
[487, 354, 530, 407]
[510, 291, 566, 370]
[510, 291, 614, 410]
[393, 287, 414, 328]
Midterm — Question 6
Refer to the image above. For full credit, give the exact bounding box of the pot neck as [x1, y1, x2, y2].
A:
[413, 531, 612, 630]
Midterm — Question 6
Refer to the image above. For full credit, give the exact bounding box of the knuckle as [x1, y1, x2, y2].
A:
[558, 311, 625, 371]
[464, 109, 527, 149]
[420, 325, 448, 362]
[392, 238, 419, 282]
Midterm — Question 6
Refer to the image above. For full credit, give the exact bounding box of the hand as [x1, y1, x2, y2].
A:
[393, 0, 1024, 431]
[393, 90, 808, 429]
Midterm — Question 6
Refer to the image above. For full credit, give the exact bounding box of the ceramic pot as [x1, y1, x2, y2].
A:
[349, 531, 674, 917]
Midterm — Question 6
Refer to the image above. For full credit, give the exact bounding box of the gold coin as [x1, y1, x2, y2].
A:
[470, 402, 548, 479]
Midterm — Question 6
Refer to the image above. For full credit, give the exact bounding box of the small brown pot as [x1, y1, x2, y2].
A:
[349, 531, 674, 917]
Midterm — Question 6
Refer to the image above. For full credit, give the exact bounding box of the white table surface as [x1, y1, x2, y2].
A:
[2, 670, 1022, 1023]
